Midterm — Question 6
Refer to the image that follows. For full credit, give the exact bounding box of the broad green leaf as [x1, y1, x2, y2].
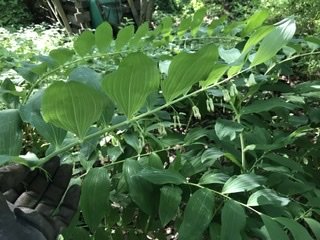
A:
[95, 22, 113, 53]
[159, 186, 182, 226]
[80, 167, 110, 232]
[68, 66, 102, 91]
[190, 8, 206, 36]
[123, 133, 142, 154]
[221, 200, 246, 240]
[102, 53, 160, 118]
[138, 152, 163, 169]
[241, 10, 269, 37]
[179, 188, 215, 240]
[222, 174, 266, 194]
[261, 215, 289, 240]
[264, 153, 304, 173]
[276, 217, 314, 240]
[251, 17, 296, 67]
[161, 17, 173, 36]
[242, 26, 274, 54]
[0, 109, 22, 155]
[304, 218, 320, 240]
[129, 22, 149, 47]
[199, 172, 229, 185]
[184, 127, 209, 144]
[241, 98, 296, 115]
[42, 81, 106, 139]
[200, 64, 229, 88]
[49, 48, 74, 65]
[201, 147, 224, 163]
[123, 159, 156, 215]
[305, 36, 320, 50]
[115, 25, 134, 51]
[20, 89, 66, 146]
[215, 118, 244, 141]
[247, 189, 290, 207]
[162, 44, 218, 102]
[207, 16, 227, 36]
[0, 153, 40, 168]
[74, 30, 95, 56]
[136, 168, 186, 185]
[177, 16, 192, 36]
[218, 47, 241, 65]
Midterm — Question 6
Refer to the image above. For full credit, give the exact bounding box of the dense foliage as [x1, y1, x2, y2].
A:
[1, 7, 320, 240]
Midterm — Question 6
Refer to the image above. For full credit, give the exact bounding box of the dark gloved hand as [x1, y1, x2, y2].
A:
[0, 157, 80, 240]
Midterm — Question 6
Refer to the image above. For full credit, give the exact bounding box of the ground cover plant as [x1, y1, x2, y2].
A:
[1, 8, 320, 240]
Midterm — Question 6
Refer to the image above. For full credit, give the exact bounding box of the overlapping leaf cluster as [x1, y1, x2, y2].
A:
[1, 8, 320, 240]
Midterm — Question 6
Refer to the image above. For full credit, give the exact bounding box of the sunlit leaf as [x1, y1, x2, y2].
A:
[49, 48, 74, 65]
[80, 167, 110, 232]
[190, 8, 206, 36]
[218, 47, 241, 65]
[162, 44, 218, 102]
[130, 22, 149, 47]
[222, 174, 266, 194]
[42, 81, 106, 139]
[251, 17, 296, 67]
[241, 10, 269, 37]
[221, 200, 246, 240]
[95, 22, 113, 52]
[159, 186, 182, 226]
[74, 30, 95, 56]
[247, 189, 290, 206]
[200, 64, 229, 88]
[179, 188, 215, 240]
[115, 25, 134, 51]
[102, 53, 160, 118]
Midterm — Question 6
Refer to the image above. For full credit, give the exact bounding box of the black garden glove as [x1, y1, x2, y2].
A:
[0, 157, 80, 240]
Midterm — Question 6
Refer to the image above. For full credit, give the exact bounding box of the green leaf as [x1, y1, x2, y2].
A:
[199, 172, 229, 185]
[241, 10, 269, 37]
[123, 133, 142, 154]
[221, 200, 246, 240]
[0, 153, 41, 168]
[218, 47, 241, 65]
[130, 22, 149, 47]
[241, 98, 296, 115]
[159, 186, 182, 226]
[80, 167, 110, 232]
[215, 118, 244, 141]
[261, 215, 289, 240]
[162, 44, 218, 102]
[201, 147, 224, 163]
[68, 66, 102, 91]
[115, 25, 134, 51]
[136, 168, 186, 185]
[102, 53, 160, 118]
[42, 81, 106, 139]
[242, 25, 274, 54]
[0, 109, 22, 155]
[74, 30, 95, 57]
[161, 17, 173, 36]
[49, 48, 74, 65]
[247, 189, 290, 207]
[222, 174, 266, 194]
[276, 217, 314, 240]
[179, 188, 215, 240]
[251, 17, 296, 67]
[123, 159, 156, 215]
[200, 64, 229, 88]
[304, 218, 320, 240]
[20, 89, 66, 146]
[95, 22, 113, 53]
[190, 8, 206, 36]
[177, 16, 192, 36]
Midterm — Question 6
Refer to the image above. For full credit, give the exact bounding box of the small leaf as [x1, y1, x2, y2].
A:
[42, 81, 106, 139]
[95, 22, 113, 52]
[159, 186, 182, 226]
[261, 215, 289, 240]
[215, 118, 244, 141]
[190, 8, 206, 36]
[74, 30, 95, 56]
[177, 16, 192, 36]
[123, 159, 156, 215]
[199, 172, 229, 185]
[221, 200, 246, 240]
[276, 217, 314, 240]
[0, 109, 22, 156]
[247, 189, 290, 206]
[304, 218, 320, 240]
[80, 167, 110, 232]
[124, 133, 142, 154]
[241, 10, 269, 37]
[222, 174, 266, 194]
[115, 25, 134, 51]
[178, 188, 215, 240]
[251, 17, 296, 67]
[241, 98, 296, 115]
[161, 17, 173, 36]
[102, 53, 160, 118]
[201, 148, 224, 163]
[218, 47, 241, 65]
[162, 44, 218, 102]
[136, 168, 186, 185]
[49, 48, 74, 65]
[130, 22, 149, 47]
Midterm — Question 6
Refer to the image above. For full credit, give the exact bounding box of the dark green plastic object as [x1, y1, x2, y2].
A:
[89, 0, 122, 28]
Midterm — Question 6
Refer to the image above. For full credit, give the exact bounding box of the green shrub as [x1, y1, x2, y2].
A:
[0, 0, 33, 27]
